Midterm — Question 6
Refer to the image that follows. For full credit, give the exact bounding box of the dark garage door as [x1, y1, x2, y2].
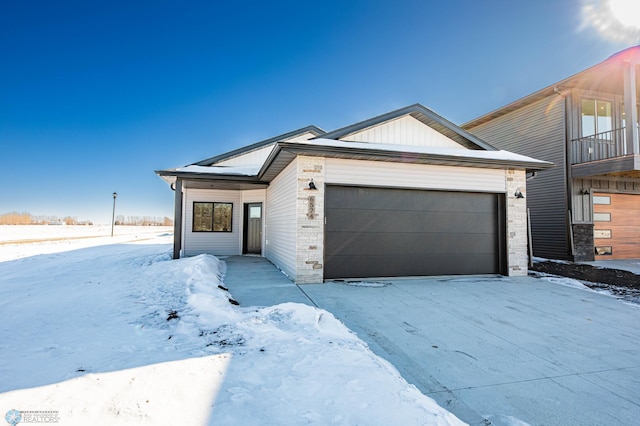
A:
[325, 186, 505, 279]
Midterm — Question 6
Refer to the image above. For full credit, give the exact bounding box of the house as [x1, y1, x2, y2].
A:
[463, 46, 640, 262]
[156, 104, 550, 283]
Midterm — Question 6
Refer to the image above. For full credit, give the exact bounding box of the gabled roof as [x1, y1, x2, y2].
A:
[155, 104, 552, 188]
[192, 125, 325, 166]
[463, 45, 640, 129]
[317, 103, 498, 151]
[155, 137, 552, 189]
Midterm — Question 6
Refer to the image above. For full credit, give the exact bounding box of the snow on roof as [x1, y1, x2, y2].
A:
[175, 164, 262, 176]
[166, 138, 549, 180]
[304, 138, 550, 165]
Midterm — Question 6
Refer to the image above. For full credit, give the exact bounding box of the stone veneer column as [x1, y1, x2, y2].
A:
[506, 169, 528, 276]
[572, 223, 595, 261]
[295, 156, 325, 284]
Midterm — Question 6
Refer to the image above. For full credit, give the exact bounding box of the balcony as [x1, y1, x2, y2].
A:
[570, 127, 638, 164]
[570, 126, 640, 178]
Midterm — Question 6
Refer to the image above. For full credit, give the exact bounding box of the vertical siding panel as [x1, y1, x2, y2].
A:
[574, 178, 592, 222]
[584, 178, 640, 195]
[414, 118, 421, 146]
[400, 117, 407, 145]
[265, 160, 298, 279]
[215, 144, 275, 167]
[467, 95, 569, 259]
[341, 116, 463, 148]
[282, 131, 318, 142]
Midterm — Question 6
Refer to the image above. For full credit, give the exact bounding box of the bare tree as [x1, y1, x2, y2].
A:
[0, 211, 33, 225]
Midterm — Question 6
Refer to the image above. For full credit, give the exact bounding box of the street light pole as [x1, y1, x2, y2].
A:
[111, 192, 117, 237]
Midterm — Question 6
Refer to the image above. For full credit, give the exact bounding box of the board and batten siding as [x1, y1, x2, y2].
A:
[340, 115, 464, 149]
[215, 144, 275, 167]
[467, 95, 568, 259]
[214, 132, 316, 167]
[573, 178, 640, 222]
[283, 131, 318, 142]
[183, 188, 242, 256]
[265, 159, 298, 280]
[324, 158, 506, 192]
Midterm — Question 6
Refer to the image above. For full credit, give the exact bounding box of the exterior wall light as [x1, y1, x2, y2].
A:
[308, 179, 317, 190]
[514, 188, 524, 199]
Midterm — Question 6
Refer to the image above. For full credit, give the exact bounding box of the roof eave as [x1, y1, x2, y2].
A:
[155, 171, 176, 186]
[193, 125, 326, 166]
[260, 142, 552, 179]
[155, 168, 265, 184]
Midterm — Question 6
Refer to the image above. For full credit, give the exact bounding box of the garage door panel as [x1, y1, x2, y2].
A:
[325, 186, 504, 278]
[610, 214, 639, 225]
[606, 243, 640, 258]
[593, 192, 640, 259]
[325, 254, 498, 278]
[326, 231, 497, 256]
[327, 209, 497, 234]
[326, 187, 496, 213]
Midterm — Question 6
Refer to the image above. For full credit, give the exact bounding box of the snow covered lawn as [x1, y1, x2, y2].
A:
[0, 231, 464, 425]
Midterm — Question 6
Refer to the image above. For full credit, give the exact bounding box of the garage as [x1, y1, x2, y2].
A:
[593, 192, 640, 259]
[324, 185, 506, 279]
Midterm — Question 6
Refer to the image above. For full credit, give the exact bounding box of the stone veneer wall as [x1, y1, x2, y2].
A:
[506, 169, 529, 276]
[295, 156, 325, 284]
[572, 223, 595, 262]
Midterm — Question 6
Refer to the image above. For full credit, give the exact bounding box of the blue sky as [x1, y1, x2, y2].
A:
[2, 0, 638, 224]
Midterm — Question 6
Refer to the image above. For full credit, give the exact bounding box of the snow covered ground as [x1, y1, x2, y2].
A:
[532, 271, 640, 307]
[530, 257, 640, 307]
[0, 229, 464, 425]
[0, 225, 172, 261]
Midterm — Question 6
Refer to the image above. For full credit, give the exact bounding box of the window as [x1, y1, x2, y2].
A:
[592, 195, 611, 205]
[621, 104, 640, 128]
[193, 202, 233, 232]
[594, 229, 612, 239]
[249, 205, 261, 218]
[581, 99, 612, 136]
[593, 212, 611, 222]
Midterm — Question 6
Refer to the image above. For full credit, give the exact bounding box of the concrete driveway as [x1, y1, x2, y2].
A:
[224, 257, 640, 426]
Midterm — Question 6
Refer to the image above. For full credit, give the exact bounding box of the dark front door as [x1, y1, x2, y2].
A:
[243, 203, 262, 254]
[324, 186, 505, 279]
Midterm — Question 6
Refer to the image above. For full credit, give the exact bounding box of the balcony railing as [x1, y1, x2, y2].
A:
[570, 126, 639, 165]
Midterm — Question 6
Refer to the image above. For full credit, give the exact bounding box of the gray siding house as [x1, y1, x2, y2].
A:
[464, 46, 640, 262]
[156, 104, 550, 283]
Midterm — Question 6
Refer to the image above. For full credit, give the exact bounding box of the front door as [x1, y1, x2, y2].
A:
[243, 203, 262, 254]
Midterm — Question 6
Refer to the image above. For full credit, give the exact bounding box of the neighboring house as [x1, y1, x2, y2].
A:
[156, 104, 550, 284]
[463, 46, 640, 262]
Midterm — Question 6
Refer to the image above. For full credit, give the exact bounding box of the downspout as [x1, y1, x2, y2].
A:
[554, 86, 575, 258]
